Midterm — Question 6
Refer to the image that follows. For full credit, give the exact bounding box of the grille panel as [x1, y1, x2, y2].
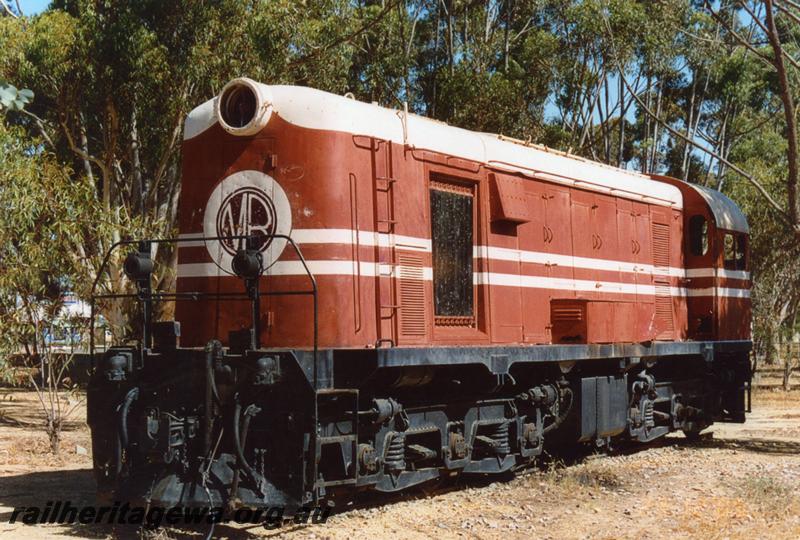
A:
[651, 220, 674, 337]
[398, 254, 426, 337]
[552, 307, 584, 322]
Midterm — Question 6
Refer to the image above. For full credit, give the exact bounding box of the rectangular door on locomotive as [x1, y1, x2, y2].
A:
[517, 181, 574, 343]
[569, 189, 621, 299]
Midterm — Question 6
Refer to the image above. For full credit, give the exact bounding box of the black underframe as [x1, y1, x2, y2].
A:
[290, 340, 752, 391]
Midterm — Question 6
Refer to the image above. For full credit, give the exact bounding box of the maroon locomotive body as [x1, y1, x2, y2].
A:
[176, 80, 749, 350]
[87, 78, 752, 511]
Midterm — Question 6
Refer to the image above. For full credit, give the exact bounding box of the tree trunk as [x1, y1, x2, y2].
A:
[682, 71, 697, 178]
[131, 105, 144, 216]
[618, 72, 625, 166]
[503, 0, 512, 72]
[764, 0, 800, 227]
[447, 0, 454, 76]
[649, 80, 663, 172]
[603, 74, 611, 163]
[431, 0, 442, 116]
[78, 113, 94, 185]
[643, 74, 652, 173]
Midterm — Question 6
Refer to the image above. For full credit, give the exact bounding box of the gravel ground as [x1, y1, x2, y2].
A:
[0, 389, 798, 539]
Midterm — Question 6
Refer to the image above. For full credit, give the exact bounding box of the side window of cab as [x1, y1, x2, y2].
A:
[689, 214, 708, 257]
[735, 234, 747, 270]
[723, 232, 748, 271]
[688, 215, 709, 257]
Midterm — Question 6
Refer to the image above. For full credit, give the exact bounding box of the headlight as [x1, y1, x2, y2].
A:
[215, 77, 273, 136]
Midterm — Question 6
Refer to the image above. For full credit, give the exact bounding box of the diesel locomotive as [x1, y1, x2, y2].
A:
[87, 77, 752, 510]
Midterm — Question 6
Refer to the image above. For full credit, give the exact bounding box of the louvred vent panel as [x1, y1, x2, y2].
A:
[398, 253, 426, 337]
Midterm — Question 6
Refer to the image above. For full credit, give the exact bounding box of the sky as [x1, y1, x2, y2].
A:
[19, 0, 48, 16]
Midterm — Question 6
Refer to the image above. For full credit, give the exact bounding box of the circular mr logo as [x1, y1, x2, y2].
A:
[203, 170, 291, 274]
[216, 187, 277, 255]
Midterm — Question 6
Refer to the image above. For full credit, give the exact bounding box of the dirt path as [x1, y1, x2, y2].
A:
[0, 390, 798, 539]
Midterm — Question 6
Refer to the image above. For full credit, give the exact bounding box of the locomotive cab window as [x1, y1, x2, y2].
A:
[430, 179, 475, 326]
[723, 232, 747, 270]
[735, 234, 747, 270]
[688, 215, 708, 256]
[723, 233, 735, 269]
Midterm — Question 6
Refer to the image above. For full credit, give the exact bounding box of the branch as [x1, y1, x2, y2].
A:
[776, 0, 800, 54]
[707, 1, 800, 70]
[59, 117, 111, 186]
[739, 0, 800, 69]
[738, 0, 771, 36]
[704, 1, 775, 69]
[765, 0, 800, 224]
[28, 372, 50, 423]
[18, 109, 55, 149]
[628, 71, 789, 222]
[778, 0, 800, 13]
[602, 15, 794, 228]
[775, 1, 800, 59]
[148, 117, 181, 206]
[512, 16, 535, 43]
[149, 86, 190, 209]
[1, 1, 18, 18]
[288, 0, 401, 67]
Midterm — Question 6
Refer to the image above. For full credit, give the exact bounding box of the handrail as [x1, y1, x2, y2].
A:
[89, 234, 318, 385]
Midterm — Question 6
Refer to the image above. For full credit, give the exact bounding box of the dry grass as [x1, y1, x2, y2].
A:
[0, 389, 91, 468]
[752, 389, 800, 407]
[674, 475, 800, 539]
[736, 475, 797, 515]
[539, 458, 624, 492]
[675, 495, 759, 539]
[138, 527, 180, 540]
[0, 388, 87, 425]
[0, 430, 92, 467]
